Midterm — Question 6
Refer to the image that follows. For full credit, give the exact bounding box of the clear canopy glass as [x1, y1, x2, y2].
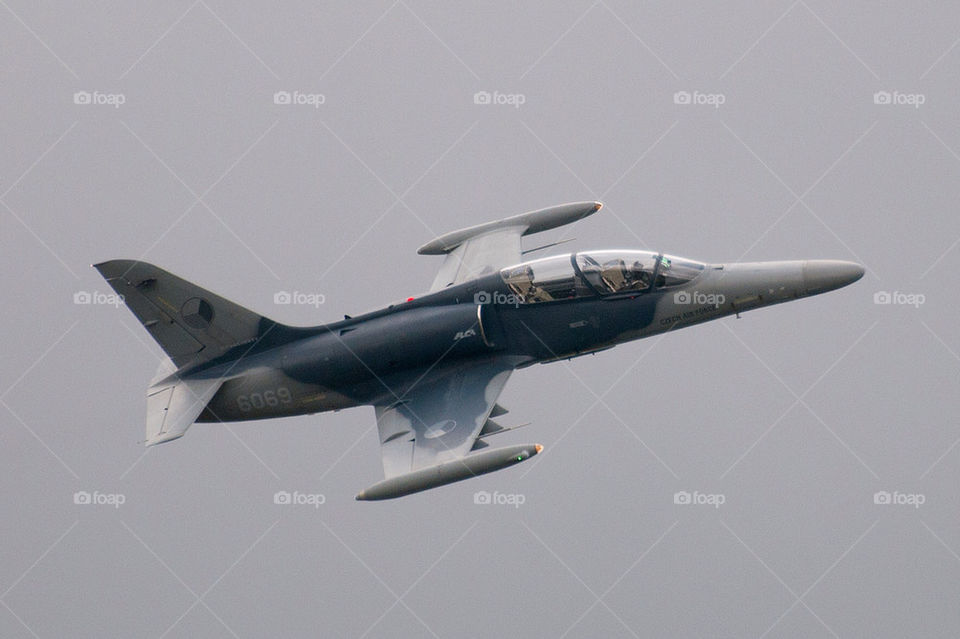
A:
[500, 251, 705, 304]
[657, 254, 706, 287]
[501, 255, 582, 303]
[575, 250, 658, 295]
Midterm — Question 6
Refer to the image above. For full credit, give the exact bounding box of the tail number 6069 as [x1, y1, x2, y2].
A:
[237, 387, 293, 412]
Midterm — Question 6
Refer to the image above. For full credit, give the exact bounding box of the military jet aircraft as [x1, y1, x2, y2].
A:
[95, 201, 863, 500]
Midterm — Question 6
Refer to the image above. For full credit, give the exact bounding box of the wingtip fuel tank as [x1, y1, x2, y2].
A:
[356, 443, 543, 501]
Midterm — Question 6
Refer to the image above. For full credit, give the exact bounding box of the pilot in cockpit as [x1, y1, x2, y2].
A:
[625, 260, 651, 290]
[507, 266, 554, 303]
[600, 259, 627, 292]
[602, 259, 650, 293]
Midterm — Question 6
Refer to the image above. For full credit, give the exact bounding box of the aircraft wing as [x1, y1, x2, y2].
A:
[373, 358, 515, 479]
[418, 201, 602, 291]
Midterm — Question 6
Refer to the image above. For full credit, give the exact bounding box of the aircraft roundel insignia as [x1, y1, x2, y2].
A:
[181, 297, 214, 329]
[423, 419, 457, 439]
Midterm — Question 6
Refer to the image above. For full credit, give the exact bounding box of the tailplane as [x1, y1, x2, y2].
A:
[145, 370, 222, 445]
[95, 259, 298, 446]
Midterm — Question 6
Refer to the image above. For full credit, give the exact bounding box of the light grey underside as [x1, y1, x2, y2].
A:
[374, 359, 514, 478]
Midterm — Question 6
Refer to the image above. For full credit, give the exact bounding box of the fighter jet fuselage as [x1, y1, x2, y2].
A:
[189, 255, 863, 423]
[95, 201, 863, 499]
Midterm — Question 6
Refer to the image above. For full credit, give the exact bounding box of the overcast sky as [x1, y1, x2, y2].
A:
[3, 2, 960, 637]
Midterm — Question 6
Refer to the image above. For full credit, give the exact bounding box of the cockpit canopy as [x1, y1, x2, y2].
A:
[500, 251, 705, 304]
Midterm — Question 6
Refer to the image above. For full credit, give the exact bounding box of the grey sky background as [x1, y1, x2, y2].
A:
[3, 2, 960, 637]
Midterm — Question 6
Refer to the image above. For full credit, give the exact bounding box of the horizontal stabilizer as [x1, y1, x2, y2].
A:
[145, 375, 222, 446]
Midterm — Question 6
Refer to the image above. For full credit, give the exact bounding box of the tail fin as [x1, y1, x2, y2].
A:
[94, 260, 285, 369]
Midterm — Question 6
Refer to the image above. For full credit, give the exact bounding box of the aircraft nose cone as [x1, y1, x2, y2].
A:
[803, 260, 865, 294]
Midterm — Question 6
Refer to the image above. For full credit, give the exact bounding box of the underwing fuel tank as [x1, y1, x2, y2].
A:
[355, 443, 542, 501]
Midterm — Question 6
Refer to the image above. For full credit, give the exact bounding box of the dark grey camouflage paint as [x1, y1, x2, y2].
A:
[174, 258, 863, 424]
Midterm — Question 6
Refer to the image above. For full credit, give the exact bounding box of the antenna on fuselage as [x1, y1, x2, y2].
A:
[522, 237, 576, 256]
